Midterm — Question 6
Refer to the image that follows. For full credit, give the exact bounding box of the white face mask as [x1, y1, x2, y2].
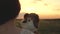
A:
[20, 18, 36, 32]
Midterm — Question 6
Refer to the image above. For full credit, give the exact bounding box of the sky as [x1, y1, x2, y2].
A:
[17, 0, 60, 19]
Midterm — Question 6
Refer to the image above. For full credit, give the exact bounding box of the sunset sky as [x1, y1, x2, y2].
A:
[17, 0, 60, 19]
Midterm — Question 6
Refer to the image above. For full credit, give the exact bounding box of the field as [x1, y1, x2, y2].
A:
[15, 19, 60, 34]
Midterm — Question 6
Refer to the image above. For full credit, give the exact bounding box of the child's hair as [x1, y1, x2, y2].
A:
[24, 13, 29, 19]
[0, 0, 21, 25]
[30, 13, 39, 28]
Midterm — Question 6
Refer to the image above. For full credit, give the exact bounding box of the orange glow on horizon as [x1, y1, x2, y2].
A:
[17, 0, 60, 19]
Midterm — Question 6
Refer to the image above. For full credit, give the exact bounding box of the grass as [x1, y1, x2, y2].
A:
[15, 19, 60, 34]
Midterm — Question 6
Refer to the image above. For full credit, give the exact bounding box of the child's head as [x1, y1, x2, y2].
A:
[20, 13, 39, 32]
[0, 0, 21, 25]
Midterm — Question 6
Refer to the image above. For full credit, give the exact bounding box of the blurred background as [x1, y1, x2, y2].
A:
[17, 0, 60, 19]
[16, 0, 60, 34]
